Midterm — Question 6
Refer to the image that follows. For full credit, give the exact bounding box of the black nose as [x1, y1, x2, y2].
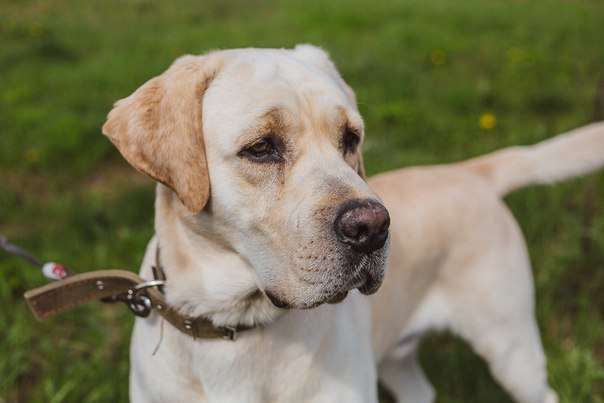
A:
[334, 199, 390, 253]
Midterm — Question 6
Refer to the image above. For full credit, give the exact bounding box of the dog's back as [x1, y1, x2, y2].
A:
[369, 122, 604, 403]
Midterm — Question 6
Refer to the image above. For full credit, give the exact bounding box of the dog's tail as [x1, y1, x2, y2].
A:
[461, 122, 604, 197]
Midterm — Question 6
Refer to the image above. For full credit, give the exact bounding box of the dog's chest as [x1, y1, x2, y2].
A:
[193, 300, 377, 402]
[131, 295, 378, 402]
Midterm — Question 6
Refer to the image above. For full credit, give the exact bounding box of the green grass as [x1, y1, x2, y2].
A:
[1, 0, 604, 402]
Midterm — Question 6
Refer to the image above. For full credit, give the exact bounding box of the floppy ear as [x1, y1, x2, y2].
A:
[102, 54, 222, 212]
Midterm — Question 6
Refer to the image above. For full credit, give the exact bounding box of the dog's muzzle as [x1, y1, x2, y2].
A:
[334, 199, 390, 254]
[334, 198, 390, 296]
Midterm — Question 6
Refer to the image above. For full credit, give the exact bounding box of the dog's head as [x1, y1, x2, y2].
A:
[103, 45, 389, 309]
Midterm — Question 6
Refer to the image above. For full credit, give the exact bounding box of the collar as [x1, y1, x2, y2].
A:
[23, 245, 255, 341]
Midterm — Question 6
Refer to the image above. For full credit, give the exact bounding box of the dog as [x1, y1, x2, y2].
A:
[102, 45, 604, 403]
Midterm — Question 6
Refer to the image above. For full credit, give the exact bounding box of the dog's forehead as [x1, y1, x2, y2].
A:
[202, 49, 358, 138]
[225, 48, 348, 94]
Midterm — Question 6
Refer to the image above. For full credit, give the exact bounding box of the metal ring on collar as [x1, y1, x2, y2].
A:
[134, 279, 166, 291]
[126, 280, 167, 317]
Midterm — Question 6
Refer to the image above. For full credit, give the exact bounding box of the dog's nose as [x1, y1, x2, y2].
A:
[334, 199, 390, 253]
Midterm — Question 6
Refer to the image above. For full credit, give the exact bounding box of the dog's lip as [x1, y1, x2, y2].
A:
[327, 290, 349, 304]
[265, 290, 291, 309]
[265, 289, 350, 309]
[354, 264, 384, 295]
[356, 271, 384, 295]
[264, 252, 386, 309]
[357, 281, 381, 295]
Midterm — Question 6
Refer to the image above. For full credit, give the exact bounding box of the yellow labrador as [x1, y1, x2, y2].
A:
[102, 45, 604, 403]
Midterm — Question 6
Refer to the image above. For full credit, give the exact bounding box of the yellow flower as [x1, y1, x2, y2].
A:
[430, 50, 446, 66]
[24, 147, 41, 163]
[506, 47, 525, 65]
[479, 113, 496, 130]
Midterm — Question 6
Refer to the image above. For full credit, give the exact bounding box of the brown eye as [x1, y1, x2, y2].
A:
[239, 136, 283, 163]
[343, 128, 361, 155]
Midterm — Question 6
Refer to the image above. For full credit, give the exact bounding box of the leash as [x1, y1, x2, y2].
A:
[0, 234, 70, 280]
[1, 234, 251, 340]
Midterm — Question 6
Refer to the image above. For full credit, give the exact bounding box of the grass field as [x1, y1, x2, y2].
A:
[1, 0, 604, 402]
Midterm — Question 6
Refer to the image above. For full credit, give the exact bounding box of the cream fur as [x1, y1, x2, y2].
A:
[102, 46, 604, 403]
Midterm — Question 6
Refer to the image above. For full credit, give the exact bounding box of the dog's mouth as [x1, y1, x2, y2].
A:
[265, 249, 387, 310]
[355, 264, 384, 295]
[265, 290, 350, 310]
[345, 247, 387, 296]
[327, 290, 349, 304]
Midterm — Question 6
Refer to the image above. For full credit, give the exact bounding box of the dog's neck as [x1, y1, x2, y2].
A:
[153, 187, 282, 328]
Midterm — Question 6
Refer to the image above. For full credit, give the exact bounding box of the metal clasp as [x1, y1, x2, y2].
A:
[126, 280, 166, 318]
[127, 292, 152, 317]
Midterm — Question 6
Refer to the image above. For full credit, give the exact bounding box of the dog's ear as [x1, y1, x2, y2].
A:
[102, 54, 222, 213]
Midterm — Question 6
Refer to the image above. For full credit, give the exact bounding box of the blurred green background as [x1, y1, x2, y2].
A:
[1, 0, 603, 402]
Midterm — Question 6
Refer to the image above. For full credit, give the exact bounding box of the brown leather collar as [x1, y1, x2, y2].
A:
[23, 246, 254, 341]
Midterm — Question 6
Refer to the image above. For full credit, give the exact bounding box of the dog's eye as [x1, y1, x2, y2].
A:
[240, 136, 282, 162]
[343, 128, 361, 154]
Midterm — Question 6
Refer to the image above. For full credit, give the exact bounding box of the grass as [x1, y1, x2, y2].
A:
[1, 0, 603, 402]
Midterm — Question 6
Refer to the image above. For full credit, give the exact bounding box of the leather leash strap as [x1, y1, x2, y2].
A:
[23, 269, 248, 340]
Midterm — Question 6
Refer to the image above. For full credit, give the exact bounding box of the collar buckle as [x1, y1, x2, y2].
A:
[222, 326, 238, 341]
